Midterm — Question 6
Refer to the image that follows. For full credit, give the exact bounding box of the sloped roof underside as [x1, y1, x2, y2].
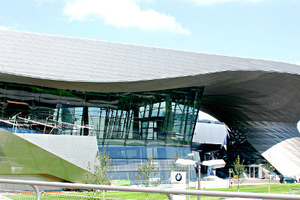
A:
[0, 30, 300, 176]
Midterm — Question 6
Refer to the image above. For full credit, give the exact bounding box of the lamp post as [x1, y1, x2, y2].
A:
[187, 153, 194, 200]
[196, 161, 201, 200]
[197, 159, 226, 200]
[268, 171, 271, 193]
[175, 158, 226, 200]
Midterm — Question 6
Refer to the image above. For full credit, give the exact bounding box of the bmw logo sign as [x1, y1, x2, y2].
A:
[175, 173, 182, 181]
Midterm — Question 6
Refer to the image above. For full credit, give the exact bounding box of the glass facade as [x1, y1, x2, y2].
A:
[0, 82, 204, 181]
[0, 82, 203, 146]
[98, 145, 195, 181]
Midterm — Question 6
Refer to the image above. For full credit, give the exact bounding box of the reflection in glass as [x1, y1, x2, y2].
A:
[0, 82, 204, 147]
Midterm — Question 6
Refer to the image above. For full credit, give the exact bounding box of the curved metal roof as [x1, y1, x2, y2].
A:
[0, 30, 299, 92]
[0, 30, 299, 176]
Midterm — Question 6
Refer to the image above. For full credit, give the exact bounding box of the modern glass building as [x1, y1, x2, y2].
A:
[0, 29, 299, 183]
[0, 82, 203, 181]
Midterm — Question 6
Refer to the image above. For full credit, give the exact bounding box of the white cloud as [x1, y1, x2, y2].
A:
[296, 61, 300, 65]
[63, 0, 190, 35]
[186, 0, 262, 5]
[0, 26, 9, 31]
[0, 22, 21, 31]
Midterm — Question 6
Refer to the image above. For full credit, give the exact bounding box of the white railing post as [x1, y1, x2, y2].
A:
[166, 193, 173, 200]
[165, 188, 173, 200]
[31, 185, 40, 200]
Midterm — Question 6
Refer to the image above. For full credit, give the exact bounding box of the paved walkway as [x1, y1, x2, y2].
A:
[240, 178, 280, 185]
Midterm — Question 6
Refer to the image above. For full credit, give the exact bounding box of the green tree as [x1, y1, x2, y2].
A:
[135, 157, 161, 200]
[135, 156, 161, 187]
[232, 155, 246, 192]
[85, 149, 115, 185]
[171, 152, 181, 171]
[264, 162, 275, 193]
[85, 149, 115, 198]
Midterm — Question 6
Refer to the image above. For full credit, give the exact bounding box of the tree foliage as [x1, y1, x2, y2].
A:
[171, 152, 182, 171]
[85, 149, 114, 185]
[264, 162, 275, 177]
[232, 155, 246, 192]
[135, 156, 161, 187]
[264, 162, 275, 193]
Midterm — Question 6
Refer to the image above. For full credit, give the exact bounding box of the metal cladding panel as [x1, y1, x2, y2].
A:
[18, 133, 98, 171]
[0, 129, 92, 183]
[262, 136, 300, 176]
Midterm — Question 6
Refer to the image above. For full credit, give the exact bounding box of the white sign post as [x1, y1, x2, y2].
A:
[171, 171, 186, 200]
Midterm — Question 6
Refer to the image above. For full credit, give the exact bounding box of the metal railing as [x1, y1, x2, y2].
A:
[1, 179, 300, 200]
[0, 113, 94, 135]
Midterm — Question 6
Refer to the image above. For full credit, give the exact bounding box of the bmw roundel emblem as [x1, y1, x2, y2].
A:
[175, 173, 182, 181]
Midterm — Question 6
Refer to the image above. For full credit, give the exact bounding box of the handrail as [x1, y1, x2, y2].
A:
[0, 179, 300, 200]
[0, 116, 94, 135]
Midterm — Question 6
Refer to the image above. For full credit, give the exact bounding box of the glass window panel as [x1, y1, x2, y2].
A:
[0, 82, 203, 147]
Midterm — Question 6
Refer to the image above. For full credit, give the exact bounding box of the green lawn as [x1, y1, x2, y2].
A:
[4, 183, 300, 200]
[207, 183, 300, 194]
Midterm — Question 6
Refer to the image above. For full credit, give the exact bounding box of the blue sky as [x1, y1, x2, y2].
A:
[0, 0, 300, 64]
[0, 0, 299, 130]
